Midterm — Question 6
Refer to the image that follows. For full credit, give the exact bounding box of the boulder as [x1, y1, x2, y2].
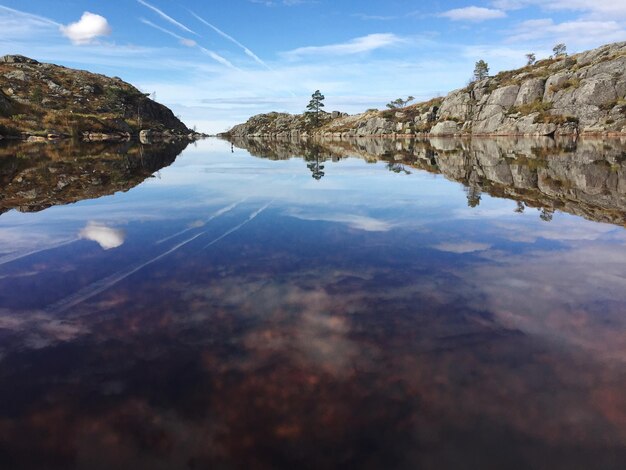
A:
[515, 78, 546, 106]
[431, 120, 460, 136]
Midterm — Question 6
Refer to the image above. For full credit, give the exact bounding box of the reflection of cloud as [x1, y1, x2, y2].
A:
[432, 242, 492, 253]
[286, 209, 393, 232]
[466, 244, 626, 362]
[79, 222, 125, 250]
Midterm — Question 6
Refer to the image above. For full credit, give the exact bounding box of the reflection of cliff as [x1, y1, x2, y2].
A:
[0, 140, 188, 214]
[228, 136, 626, 227]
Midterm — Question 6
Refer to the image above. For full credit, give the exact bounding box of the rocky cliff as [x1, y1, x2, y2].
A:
[0, 55, 192, 141]
[225, 41, 626, 138]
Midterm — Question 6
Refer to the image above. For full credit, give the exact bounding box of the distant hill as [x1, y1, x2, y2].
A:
[0, 55, 191, 141]
[224, 41, 626, 138]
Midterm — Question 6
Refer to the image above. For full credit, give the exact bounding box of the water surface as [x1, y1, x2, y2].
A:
[1, 137, 626, 469]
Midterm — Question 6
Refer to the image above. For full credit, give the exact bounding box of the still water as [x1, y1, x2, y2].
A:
[0, 136, 626, 469]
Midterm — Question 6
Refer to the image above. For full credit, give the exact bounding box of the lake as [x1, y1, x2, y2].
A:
[0, 136, 625, 469]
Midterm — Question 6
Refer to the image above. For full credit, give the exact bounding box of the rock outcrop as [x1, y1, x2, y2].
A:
[0, 55, 193, 141]
[225, 41, 626, 138]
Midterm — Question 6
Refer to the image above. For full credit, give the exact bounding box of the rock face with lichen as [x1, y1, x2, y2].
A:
[0, 55, 190, 141]
[226, 41, 626, 138]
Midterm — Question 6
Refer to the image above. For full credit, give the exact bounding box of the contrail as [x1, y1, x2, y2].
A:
[140, 19, 237, 69]
[0, 4, 61, 26]
[203, 202, 272, 250]
[137, 0, 197, 35]
[140, 18, 196, 47]
[0, 239, 78, 267]
[156, 199, 246, 245]
[46, 231, 206, 314]
[198, 46, 239, 70]
[189, 10, 272, 70]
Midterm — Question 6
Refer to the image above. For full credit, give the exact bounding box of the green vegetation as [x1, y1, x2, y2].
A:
[507, 99, 553, 116]
[548, 78, 580, 93]
[473, 60, 489, 81]
[386, 96, 415, 109]
[553, 43, 567, 58]
[534, 113, 579, 125]
[305, 90, 325, 126]
[30, 85, 43, 103]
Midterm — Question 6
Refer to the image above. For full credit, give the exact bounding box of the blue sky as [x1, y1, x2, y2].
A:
[0, 1, 625, 132]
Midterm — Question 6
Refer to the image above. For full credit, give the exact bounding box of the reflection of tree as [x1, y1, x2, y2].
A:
[515, 201, 525, 213]
[540, 207, 554, 222]
[386, 162, 411, 175]
[465, 183, 482, 208]
[304, 145, 326, 180]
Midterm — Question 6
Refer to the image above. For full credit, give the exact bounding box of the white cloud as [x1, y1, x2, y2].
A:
[432, 242, 492, 253]
[493, 0, 626, 19]
[60, 12, 111, 45]
[286, 210, 394, 231]
[440, 6, 506, 21]
[508, 18, 626, 47]
[79, 222, 125, 250]
[284, 33, 404, 58]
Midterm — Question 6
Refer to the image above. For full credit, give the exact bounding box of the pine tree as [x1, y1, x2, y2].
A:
[473, 60, 489, 81]
[386, 96, 415, 109]
[306, 90, 325, 125]
[525, 53, 536, 66]
[553, 43, 567, 58]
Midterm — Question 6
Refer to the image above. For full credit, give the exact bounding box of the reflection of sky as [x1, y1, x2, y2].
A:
[1, 139, 626, 468]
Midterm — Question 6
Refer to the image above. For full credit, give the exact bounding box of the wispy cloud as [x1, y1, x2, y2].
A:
[60, 12, 112, 45]
[507, 18, 626, 46]
[137, 0, 197, 35]
[0, 4, 60, 26]
[189, 10, 271, 70]
[284, 33, 404, 58]
[440, 6, 506, 21]
[492, 0, 626, 19]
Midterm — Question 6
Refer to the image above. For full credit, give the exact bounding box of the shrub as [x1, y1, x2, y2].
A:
[548, 78, 580, 93]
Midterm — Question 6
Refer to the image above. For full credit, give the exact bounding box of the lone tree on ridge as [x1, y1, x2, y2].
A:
[473, 60, 489, 81]
[525, 53, 536, 66]
[386, 96, 415, 109]
[553, 43, 567, 58]
[306, 90, 325, 125]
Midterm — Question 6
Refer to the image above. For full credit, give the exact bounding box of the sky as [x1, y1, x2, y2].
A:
[0, 1, 625, 133]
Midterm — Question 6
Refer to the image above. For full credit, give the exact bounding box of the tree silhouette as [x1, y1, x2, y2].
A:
[305, 146, 325, 180]
[386, 162, 411, 175]
[306, 90, 325, 125]
[553, 43, 567, 58]
[540, 207, 554, 222]
[386, 96, 415, 109]
[473, 60, 489, 81]
[525, 53, 536, 66]
[465, 183, 482, 207]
